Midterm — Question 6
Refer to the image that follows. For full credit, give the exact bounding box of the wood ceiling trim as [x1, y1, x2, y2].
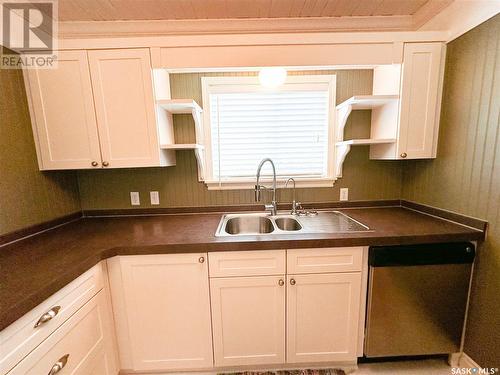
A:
[59, 15, 418, 38]
[58, 0, 435, 22]
[57, 1, 458, 38]
[411, 0, 454, 30]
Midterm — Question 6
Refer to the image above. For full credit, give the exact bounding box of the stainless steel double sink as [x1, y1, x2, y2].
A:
[215, 210, 370, 236]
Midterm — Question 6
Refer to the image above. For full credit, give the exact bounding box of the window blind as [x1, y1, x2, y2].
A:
[209, 90, 330, 180]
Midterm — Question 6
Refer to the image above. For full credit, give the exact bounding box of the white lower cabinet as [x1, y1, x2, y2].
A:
[286, 273, 362, 363]
[0, 264, 105, 374]
[7, 290, 117, 375]
[210, 275, 286, 366]
[103, 248, 365, 372]
[208, 248, 364, 369]
[109, 253, 213, 372]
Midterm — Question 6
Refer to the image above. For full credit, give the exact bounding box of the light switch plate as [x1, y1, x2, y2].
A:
[150, 191, 160, 205]
[130, 192, 140, 206]
[340, 188, 349, 201]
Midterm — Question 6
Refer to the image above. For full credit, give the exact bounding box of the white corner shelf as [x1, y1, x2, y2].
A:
[336, 95, 399, 139]
[157, 99, 202, 114]
[156, 98, 206, 181]
[337, 95, 399, 109]
[335, 138, 396, 146]
[160, 144, 205, 150]
[335, 138, 396, 178]
[334, 94, 399, 178]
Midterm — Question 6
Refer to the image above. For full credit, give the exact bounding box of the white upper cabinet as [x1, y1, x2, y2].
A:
[24, 50, 102, 170]
[88, 49, 161, 168]
[369, 42, 446, 160]
[397, 43, 445, 159]
[26, 43, 446, 171]
[111, 254, 213, 372]
[24, 48, 172, 170]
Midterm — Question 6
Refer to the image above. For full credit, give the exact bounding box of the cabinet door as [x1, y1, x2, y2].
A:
[25, 50, 102, 170]
[88, 49, 160, 168]
[210, 276, 285, 366]
[398, 42, 445, 159]
[118, 254, 213, 371]
[287, 273, 361, 363]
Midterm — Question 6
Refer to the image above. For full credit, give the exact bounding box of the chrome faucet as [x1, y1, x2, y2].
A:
[285, 177, 301, 215]
[255, 158, 277, 216]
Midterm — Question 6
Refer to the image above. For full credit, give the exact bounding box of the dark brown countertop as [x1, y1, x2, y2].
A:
[0, 206, 485, 331]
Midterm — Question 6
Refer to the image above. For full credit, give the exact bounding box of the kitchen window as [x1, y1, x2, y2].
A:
[201, 75, 336, 190]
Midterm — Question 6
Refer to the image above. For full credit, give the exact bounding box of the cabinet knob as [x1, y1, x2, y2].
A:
[91, 161, 98, 167]
[198, 256, 205, 263]
[278, 279, 284, 286]
[102, 161, 109, 167]
[290, 278, 296, 285]
[400, 152, 407, 158]
[48, 354, 69, 375]
[34, 306, 61, 328]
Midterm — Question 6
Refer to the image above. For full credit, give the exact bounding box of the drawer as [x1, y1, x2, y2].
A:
[209, 250, 286, 277]
[287, 247, 363, 274]
[0, 263, 104, 374]
[7, 290, 113, 375]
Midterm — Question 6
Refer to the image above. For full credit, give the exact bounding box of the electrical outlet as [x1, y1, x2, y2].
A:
[150, 191, 160, 205]
[130, 192, 140, 206]
[340, 188, 349, 201]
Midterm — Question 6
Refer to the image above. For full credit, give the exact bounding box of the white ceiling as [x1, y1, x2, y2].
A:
[57, 0, 464, 38]
[58, 0, 452, 24]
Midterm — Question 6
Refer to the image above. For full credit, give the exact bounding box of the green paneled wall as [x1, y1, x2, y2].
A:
[402, 15, 499, 367]
[0, 66, 81, 235]
[1, 14, 499, 369]
[77, 69, 403, 209]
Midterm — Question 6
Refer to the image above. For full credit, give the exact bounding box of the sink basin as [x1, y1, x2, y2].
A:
[274, 217, 302, 231]
[215, 211, 370, 236]
[224, 216, 274, 235]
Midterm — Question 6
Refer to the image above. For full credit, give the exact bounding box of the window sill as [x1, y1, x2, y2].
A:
[204, 178, 337, 190]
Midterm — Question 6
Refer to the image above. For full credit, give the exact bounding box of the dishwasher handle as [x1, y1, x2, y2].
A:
[369, 242, 475, 267]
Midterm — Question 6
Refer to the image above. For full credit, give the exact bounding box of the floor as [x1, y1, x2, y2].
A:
[353, 358, 452, 374]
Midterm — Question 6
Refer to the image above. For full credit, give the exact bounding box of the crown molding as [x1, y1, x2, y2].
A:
[59, 15, 418, 39]
[56, 0, 499, 47]
[418, 0, 500, 42]
[58, 0, 457, 39]
[58, 29, 450, 50]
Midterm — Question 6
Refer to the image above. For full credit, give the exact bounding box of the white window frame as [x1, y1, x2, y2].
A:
[201, 75, 337, 190]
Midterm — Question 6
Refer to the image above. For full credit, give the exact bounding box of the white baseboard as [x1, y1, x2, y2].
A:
[459, 353, 480, 368]
[448, 353, 461, 367]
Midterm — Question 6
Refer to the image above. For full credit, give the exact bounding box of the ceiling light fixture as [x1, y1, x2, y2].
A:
[259, 67, 287, 88]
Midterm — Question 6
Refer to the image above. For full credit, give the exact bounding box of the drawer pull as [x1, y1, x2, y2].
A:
[278, 279, 284, 286]
[48, 354, 69, 375]
[34, 306, 61, 328]
[290, 278, 296, 285]
[199, 256, 205, 263]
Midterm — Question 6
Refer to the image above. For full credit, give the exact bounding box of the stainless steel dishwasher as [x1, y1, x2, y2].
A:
[365, 242, 475, 357]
